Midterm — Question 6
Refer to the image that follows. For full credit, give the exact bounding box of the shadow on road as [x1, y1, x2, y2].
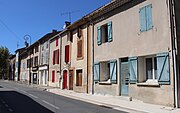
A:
[0, 91, 53, 113]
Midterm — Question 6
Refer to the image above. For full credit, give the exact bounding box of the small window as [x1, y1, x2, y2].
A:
[34, 56, 38, 67]
[77, 39, 83, 59]
[145, 57, 157, 80]
[56, 39, 58, 46]
[76, 69, 82, 86]
[65, 45, 69, 63]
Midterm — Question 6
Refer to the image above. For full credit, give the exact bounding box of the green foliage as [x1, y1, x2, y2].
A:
[0, 46, 10, 79]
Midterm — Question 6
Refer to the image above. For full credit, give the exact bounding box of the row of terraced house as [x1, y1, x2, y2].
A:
[8, 0, 180, 108]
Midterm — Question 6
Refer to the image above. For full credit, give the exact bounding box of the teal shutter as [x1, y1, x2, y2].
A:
[97, 26, 102, 45]
[156, 53, 170, 84]
[108, 21, 113, 42]
[129, 57, 138, 83]
[146, 4, 153, 30]
[140, 7, 146, 32]
[94, 63, 100, 81]
[110, 60, 117, 83]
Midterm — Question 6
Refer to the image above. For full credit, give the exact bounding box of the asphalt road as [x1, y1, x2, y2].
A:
[0, 81, 127, 113]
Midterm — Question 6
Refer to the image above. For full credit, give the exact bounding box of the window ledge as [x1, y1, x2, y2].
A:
[98, 79, 112, 85]
[137, 82, 159, 87]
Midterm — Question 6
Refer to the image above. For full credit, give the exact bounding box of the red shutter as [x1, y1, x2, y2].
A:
[57, 49, 59, 64]
[65, 45, 69, 63]
[52, 70, 55, 83]
[56, 39, 58, 46]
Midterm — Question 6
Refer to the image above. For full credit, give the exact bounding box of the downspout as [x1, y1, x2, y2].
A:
[59, 34, 62, 89]
[87, 25, 89, 93]
[169, 0, 178, 108]
[91, 22, 95, 94]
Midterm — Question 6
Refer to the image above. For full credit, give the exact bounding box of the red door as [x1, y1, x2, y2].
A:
[63, 71, 67, 89]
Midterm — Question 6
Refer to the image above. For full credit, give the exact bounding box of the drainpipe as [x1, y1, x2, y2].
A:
[91, 22, 95, 94]
[59, 34, 62, 89]
[169, 0, 178, 108]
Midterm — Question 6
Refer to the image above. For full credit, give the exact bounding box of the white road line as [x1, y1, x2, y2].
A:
[5, 104, 9, 107]
[28, 94, 38, 99]
[42, 100, 59, 109]
[20, 90, 27, 93]
[9, 108, 13, 112]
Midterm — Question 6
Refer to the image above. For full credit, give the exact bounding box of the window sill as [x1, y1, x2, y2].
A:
[98, 79, 112, 85]
[137, 82, 159, 87]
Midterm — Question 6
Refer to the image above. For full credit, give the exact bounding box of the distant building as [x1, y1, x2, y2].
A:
[9, 55, 16, 80]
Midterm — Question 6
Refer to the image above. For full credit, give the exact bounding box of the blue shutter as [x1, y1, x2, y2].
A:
[129, 57, 138, 83]
[146, 4, 153, 30]
[108, 21, 113, 42]
[157, 53, 170, 84]
[110, 60, 117, 83]
[94, 63, 100, 81]
[97, 26, 102, 45]
[140, 7, 146, 32]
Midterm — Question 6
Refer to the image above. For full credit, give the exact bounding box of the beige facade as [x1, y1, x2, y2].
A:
[92, 0, 175, 106]
[49, 35, 61, 87]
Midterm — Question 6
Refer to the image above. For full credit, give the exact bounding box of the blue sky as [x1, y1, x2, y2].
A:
[0, 0, 111, 54]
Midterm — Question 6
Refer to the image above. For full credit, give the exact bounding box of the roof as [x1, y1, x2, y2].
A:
[67, 0, 132, 30]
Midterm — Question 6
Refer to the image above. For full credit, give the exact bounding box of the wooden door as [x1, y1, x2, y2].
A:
[63, 71, 67, 89]
[69, 70, 73, 90]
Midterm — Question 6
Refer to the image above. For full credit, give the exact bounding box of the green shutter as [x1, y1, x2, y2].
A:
[157, 53, 170, 84]
[129, 57, 138, 83]
[108, 21, 113, 42]
[146, 4, 153, 30]
[110, 60, 117, 83]
[97, 26, 102, 45]
[94, 63, 100, 81]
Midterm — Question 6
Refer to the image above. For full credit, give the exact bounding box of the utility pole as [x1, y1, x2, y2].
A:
[61, 10, 80, 22]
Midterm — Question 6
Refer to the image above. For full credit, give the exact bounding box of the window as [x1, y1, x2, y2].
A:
[77, 38, 83, 59]
[56, 39, 58, 46]
[52, 70, 55, 83]
[53, 49, 59, 65]
[42, 46, 44, 51]
[146, 57, 157, 80]
[94, 60, 117, 83]
[34, 56, 38, 67]
[46, 43, 48, 49]
[76, 69, 82, 86]
[97, 21, 113, 45]
[65, 45, 69, 63]
[27, 58, 33, 68]
[35, 46, 38, 53]
[41, 53, 44, 65]
[130, 53, 170, 85]
[46, 51, 48, 64]
[139, 4, 153, 32]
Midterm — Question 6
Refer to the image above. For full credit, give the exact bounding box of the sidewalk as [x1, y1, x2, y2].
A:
[28, 85, 180, 113]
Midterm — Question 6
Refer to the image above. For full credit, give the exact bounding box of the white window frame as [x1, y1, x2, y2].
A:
[144, 56, 157, 82]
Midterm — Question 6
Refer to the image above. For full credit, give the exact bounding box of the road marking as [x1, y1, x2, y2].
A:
[20, 90, 27, 93]
[29, 94, 38, 99]
[42, 100, 59, 109]
[9, 108, 13, 112]
[5, 104, 9, 107]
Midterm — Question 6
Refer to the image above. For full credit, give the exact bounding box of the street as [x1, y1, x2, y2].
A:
[0, 81, 127, 113]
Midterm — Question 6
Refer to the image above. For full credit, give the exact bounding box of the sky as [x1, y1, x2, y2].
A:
[0, 0, 111, 54]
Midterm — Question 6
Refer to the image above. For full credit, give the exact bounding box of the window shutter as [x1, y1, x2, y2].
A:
[65, 45, 69, 63]
[52, 70, 55, 83]
[129, 57, 138, 83]
[77, 40, 83, 58]
[156, 53, 170, 84]
[94, 63, 100, 81]
[56, 39, 58, 46]
[97, 26, 102, 45]
[110, 60, 117, 83]
[108, 21, 113, 42]
[146, 4, 153, 30]
[57, 49, 59, 64]
[139, 7, 146, 32]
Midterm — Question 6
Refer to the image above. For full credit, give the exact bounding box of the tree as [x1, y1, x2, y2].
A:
[0, 46, 10, 79]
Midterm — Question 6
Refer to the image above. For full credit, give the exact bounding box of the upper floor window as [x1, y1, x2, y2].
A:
[34, 56, 38, 67]
[56, 39, 58, 47]
[53, 49, 59, 65]
[35, 46, 38, 53]
[65, 45, 69, 63]
[97, 21, 113, 45]
[139, 4, 153, 32]
[77, 28, 83, 59]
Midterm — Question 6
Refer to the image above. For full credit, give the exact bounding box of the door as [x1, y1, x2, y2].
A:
[69, 70, 73, 90]
[33, 73, 37, 84]
[120, 61, 129, 96]
[63, 70, 67, 89]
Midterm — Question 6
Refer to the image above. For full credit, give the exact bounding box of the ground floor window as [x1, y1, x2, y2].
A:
[145, 57, 157, 81]
[76, 69, 82, 86]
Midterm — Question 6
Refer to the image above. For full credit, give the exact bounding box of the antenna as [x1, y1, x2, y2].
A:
[61, 10, 80, 22]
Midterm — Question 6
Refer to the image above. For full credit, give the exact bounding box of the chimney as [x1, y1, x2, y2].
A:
[52, 29, 57, 33]
[25, 41, 29, 47]
[63, 21, 71, 29]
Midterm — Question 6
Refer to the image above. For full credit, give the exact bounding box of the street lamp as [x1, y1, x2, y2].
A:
[24, 34, 31, 85]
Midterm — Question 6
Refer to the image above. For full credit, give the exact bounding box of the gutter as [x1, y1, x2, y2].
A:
[169, 0, 178, 108]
